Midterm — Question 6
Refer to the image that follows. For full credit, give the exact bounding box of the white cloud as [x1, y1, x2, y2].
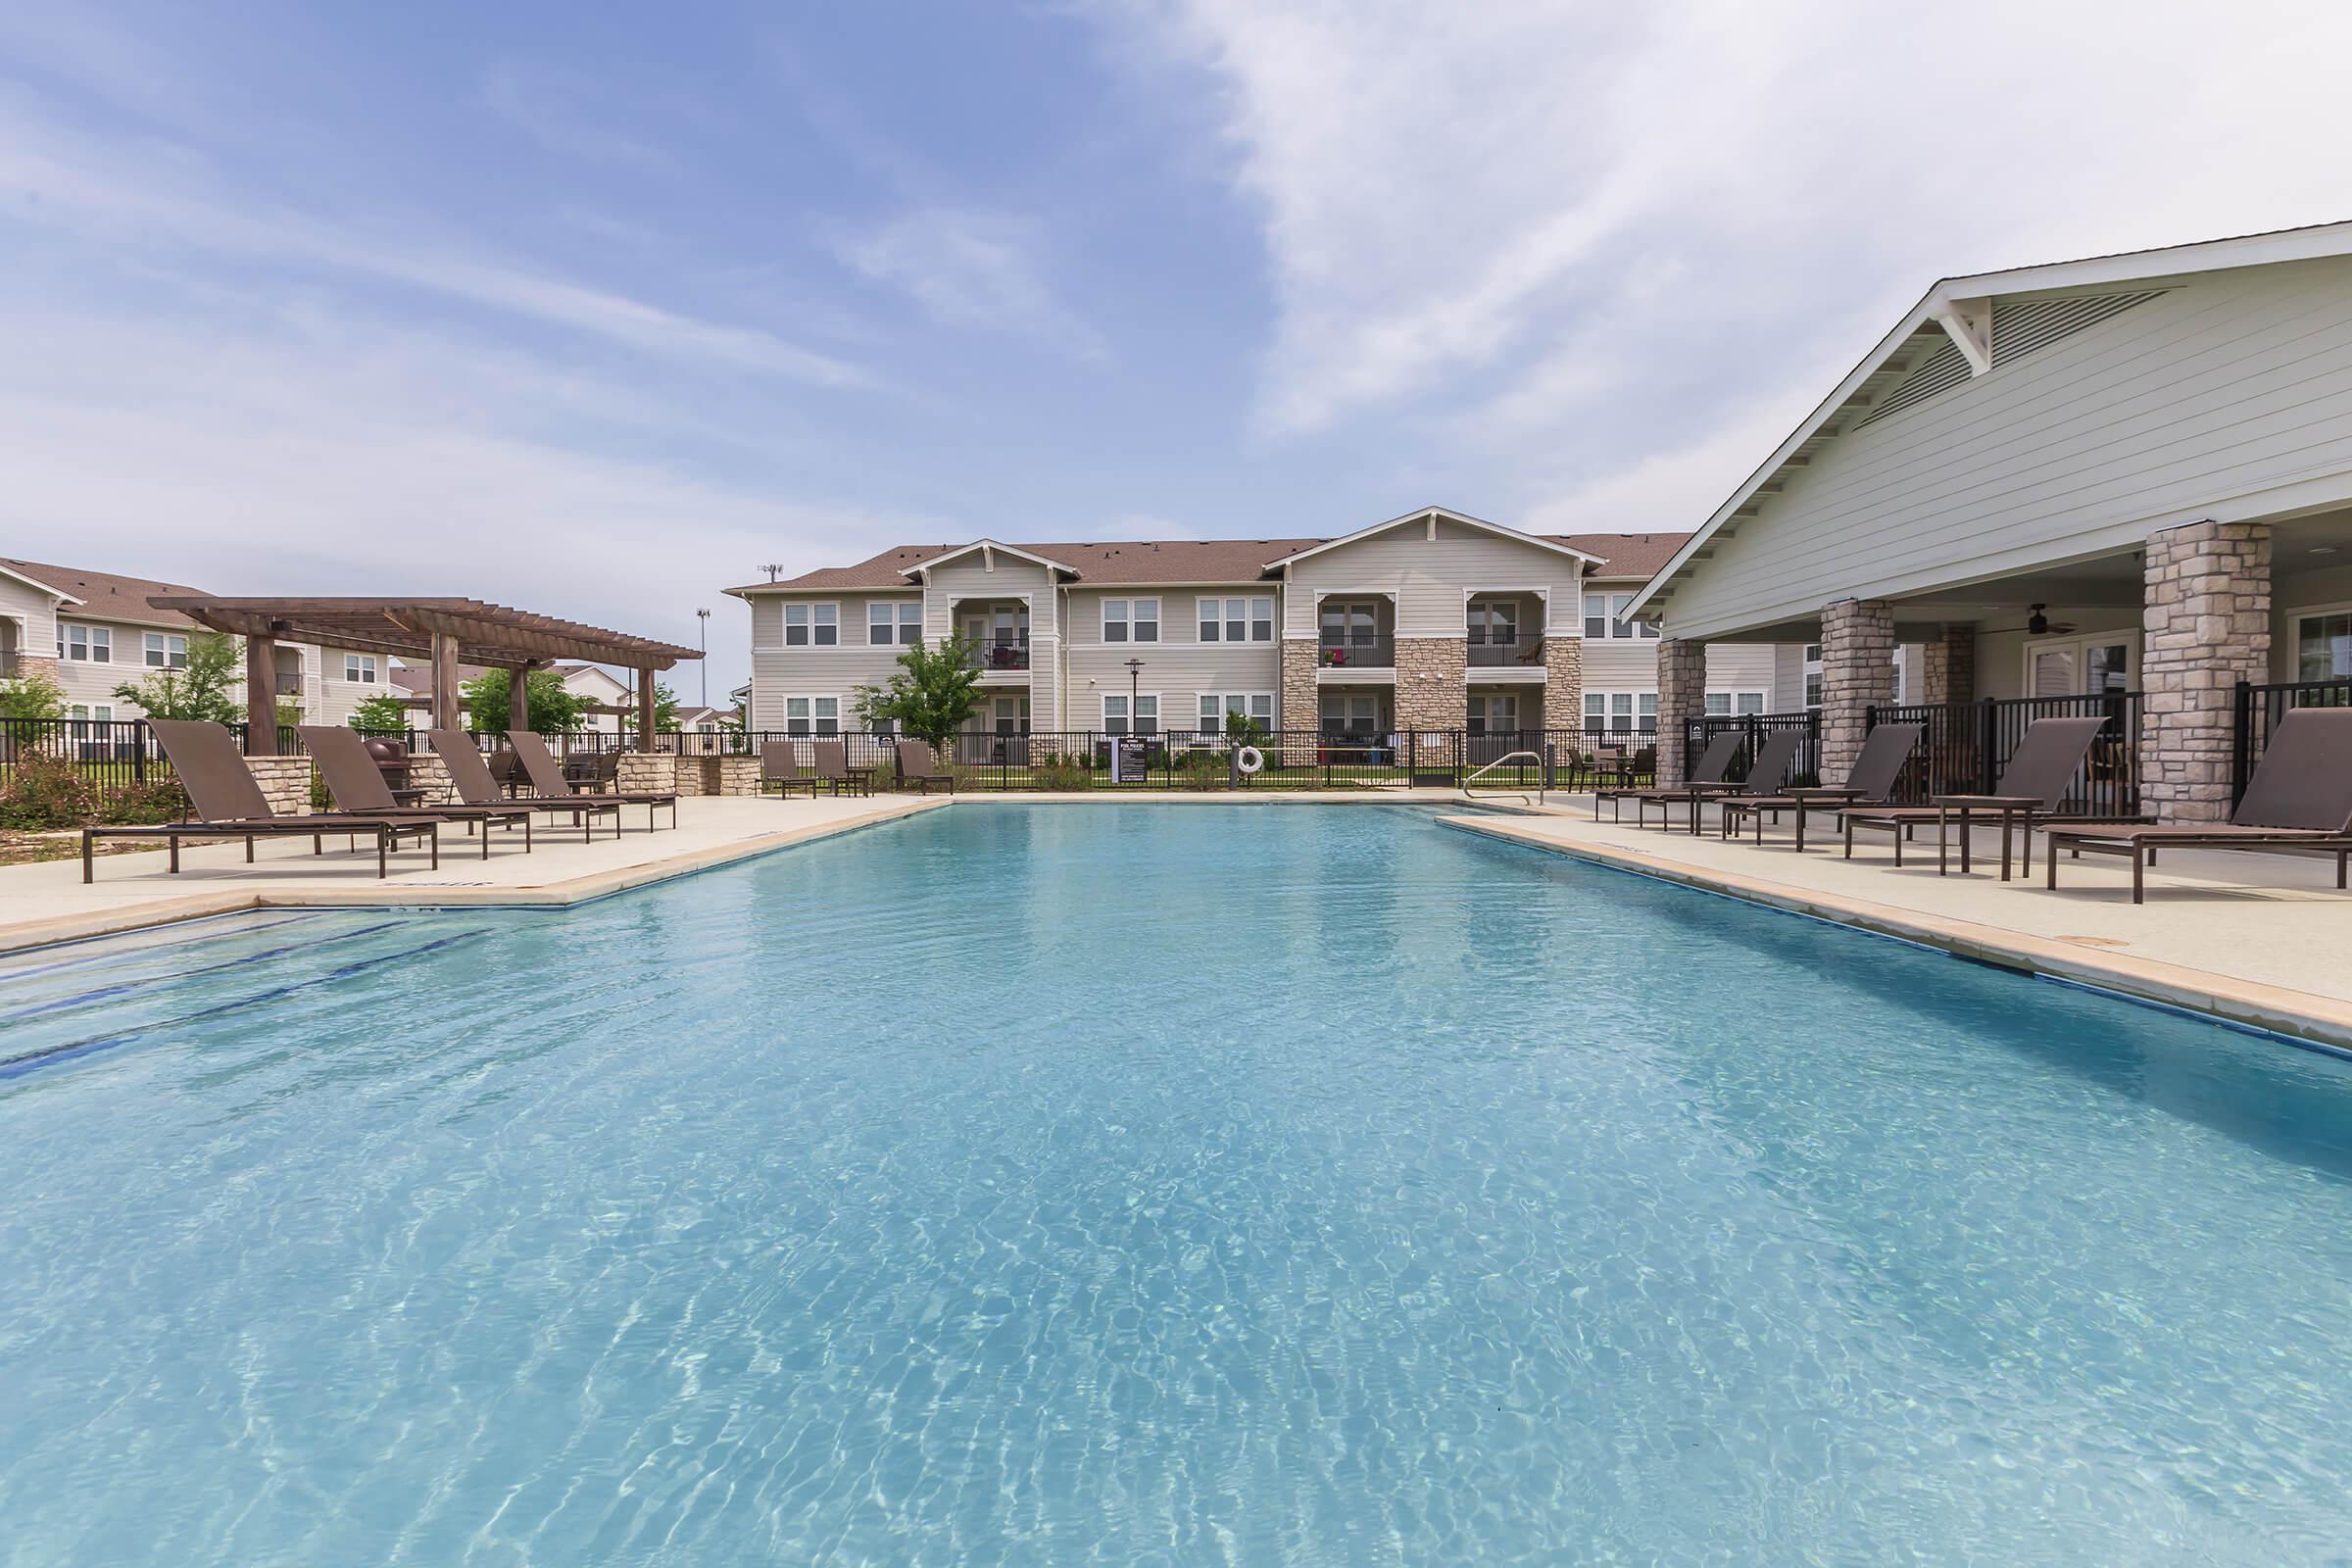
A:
[832, 207, 1106, 363]
[1108, 0, 2352, 526]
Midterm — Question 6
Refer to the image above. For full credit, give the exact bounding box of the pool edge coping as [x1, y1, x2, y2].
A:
[1439, 812, 2352, 1055]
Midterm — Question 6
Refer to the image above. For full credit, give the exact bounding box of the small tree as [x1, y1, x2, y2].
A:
[350, 691, 413, 736]
[0, 669, 67, 730]
[852, 634, 983, 747]
[111, 630, 240, 723]
[1219, 705, 1270, 748]
[616, 682, 679, 736]
[464, 669, 594, 735]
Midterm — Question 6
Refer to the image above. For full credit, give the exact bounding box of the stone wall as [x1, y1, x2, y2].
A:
[246, 756, 314, 817]
[616, 752, 675, 797]
[1921, 624, 1976, 707]
[1654, 639, 1708, 785]
[1395, 636, 1467, 734]
[1279, 640, 1317, 764]
[10, 654, 61, 690]
[680, 756, 760, 797]
[403, 754, 457, 806]
[1542, 635, 1584, 732]
[2139, 518, 2271, 822]
[1820, 599, 1895, 783]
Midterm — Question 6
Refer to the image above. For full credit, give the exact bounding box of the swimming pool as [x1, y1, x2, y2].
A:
[3, 803, 2350, 1563]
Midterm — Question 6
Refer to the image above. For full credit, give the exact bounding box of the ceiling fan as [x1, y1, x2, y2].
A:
[1986, 603, 2077, 636]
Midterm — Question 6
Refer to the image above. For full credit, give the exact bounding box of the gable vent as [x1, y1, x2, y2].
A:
[1990, 289, 2168, 362]
[1856, 337, 1971, 428]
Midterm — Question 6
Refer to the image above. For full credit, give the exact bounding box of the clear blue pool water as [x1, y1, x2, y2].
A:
[3, 803, 2351, 1565]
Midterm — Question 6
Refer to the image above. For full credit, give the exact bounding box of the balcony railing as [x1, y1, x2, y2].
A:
[1318, 635, 1394, 669]
[275, 674, 303, 697]
[1467, 636, 1544, 668]
[963, 641, 1030, 672]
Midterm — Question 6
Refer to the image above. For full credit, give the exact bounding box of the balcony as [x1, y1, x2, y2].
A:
[0, 650, 17, 678]
[1467, 635, 1545, 669]
[1317, 635, 1394, 670]
[964, 641, 1030, 673]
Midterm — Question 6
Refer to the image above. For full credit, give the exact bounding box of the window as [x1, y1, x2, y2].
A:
[1319, 693, 1382, 736]
[869, 602, 922, 646]
[2299, 609, 2352, 681]
[1584, 691, 1658, 733]
[144, 632, 188, 669]
[785, 603, 838, 647]
[1197, 693, 1274, 733]
[1703, 691, 1767, 716]
[1103, 694, 1158, 735]
[342, 654, 378, 683]
[1104, 598, 1159, 643]
[1198, 597, 1274, 643]
[1319, 600, 1381, 659]
[61, 623, 111, 662]
[1466, 601, 1519, 647]
[68, 704, 114, 722]
[1582, 593, 1656, 640]
[1802, 643, 1824, 709]
[783, 697, 841, 735]
[1467, 693, 1519, 733]
[992, 696, 1030, 735]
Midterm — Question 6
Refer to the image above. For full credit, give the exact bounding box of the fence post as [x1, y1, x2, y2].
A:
[133, 719, 147, 783]
[1977, 696, 1998, 795]
[2230, 679, 2252, 808]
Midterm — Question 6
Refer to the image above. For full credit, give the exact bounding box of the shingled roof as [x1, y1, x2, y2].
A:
[0, 557, 212, 628]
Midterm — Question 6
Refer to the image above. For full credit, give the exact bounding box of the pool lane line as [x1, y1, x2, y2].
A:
[0, 928, 489, 1080]
[0, 920, 415, 1025]
[0, 911, 324, 982]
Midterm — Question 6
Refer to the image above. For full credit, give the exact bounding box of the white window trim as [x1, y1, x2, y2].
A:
[2290, 599, 2352, 681]
[1102, 598, 1161, 645]
[1102, 691, 1161, 734]
[1583, 689, 1660, 734]
[784, 601, 841, 649]
[62, 621, 113, 662]
[1194, 691, 1274, 733]
[2019, 631, 2137, 697]
[1703, 689, 1770, 716]
[868, 600, 923, 646]
[781, 694, 845, 735]
[342, 653, 379, 683]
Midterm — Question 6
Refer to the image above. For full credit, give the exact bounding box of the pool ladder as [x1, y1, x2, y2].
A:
[1462, 750, 1545, 806]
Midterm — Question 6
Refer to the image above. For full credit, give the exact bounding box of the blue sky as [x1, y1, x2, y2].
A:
[3, 2, 2350, 697]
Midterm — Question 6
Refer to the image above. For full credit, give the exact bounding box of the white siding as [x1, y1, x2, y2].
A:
[1665, 257, 2352, 640]
[1283, 519, 1587, 638]
[747, 591, 923, 730]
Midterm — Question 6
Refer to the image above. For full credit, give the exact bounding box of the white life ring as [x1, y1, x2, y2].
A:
[1235, 746, 1265, 775]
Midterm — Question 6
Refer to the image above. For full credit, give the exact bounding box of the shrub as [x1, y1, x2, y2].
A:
[1174, 750, 1227, 791]
[100, 776, 191, 825]
[0, 752, 100, 829]
[1029, 751, 1093, 791]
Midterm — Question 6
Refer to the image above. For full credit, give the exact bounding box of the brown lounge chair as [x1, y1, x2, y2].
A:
[760, 741, 822, 799]
[505, 731, 677, 829]
[1636, 727, 1804, 834]
[1838, 714, 2113, 879]
[299, 725, 534, 859]
[1596, 730, 1741, 822]
[892, 739, 956, 795]
[1720, 722, 1923, 851]
[809, 739, 869, 797]
[428, 729, 622, 840]
[2045, 707, 2352, 903]
[80, 718, 440, 883]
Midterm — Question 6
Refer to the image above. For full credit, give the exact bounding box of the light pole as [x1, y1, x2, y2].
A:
[1125, 657, 1143, 733]
[695, 608, 710, 707]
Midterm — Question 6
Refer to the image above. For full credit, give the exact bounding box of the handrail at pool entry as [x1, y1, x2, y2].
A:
[1463, 749, 1545, 804]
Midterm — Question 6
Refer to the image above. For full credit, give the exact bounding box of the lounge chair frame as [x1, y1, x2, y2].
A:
[298, 725, 533, 860]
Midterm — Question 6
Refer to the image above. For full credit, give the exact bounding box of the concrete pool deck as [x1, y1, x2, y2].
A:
[1449, 801, 2352, 1051]
[5, 786, 2351, 1050]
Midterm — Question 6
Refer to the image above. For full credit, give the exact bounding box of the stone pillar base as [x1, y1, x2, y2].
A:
[1542, 635, 1585, 733]
[1280, 641, 1317, 765]
[1821, 599, 1895, 783]
[2139, 519, 2271, 821]
[246, 756, 315, 817]
[1922, 624, 1976, 707]
[1395, 637, 1468, 735]
[1655, 639, 1708, 785]
[405, 754, 457, 806]
[617, 753, 675, 796]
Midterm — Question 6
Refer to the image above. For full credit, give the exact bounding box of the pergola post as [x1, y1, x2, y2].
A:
[244, 632, 278, 756]
[635, 668, 658, 747]
[509, 660, 536, 738]
[431, 631, 463, 733]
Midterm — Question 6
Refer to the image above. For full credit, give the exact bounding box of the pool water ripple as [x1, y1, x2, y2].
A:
[2, 804, 2350, 1564]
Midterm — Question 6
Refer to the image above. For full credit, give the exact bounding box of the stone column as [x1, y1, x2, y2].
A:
[1279, 639, 1317, 764]
[1395, 637, 1467, 735]
[245, 756, 315, 816]
[1819, 599, 1895, 783]
[1542, 633, 1584, 734]
[1921, 623, 1976, 706]
[1654, 638, 1708, 785]
[2139, 518, 2270, 821]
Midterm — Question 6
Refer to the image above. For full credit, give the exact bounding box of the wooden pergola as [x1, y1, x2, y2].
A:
[147, 596, 703, 754]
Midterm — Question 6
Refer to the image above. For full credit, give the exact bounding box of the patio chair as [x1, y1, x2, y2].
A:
[428, 729, 621, 840]
[760, 740, 822, 799]
[2044, 708, 2352, 903]
[79, 718, 440, 883]
[1838, 714, 2113, 879]
[1720, 722, 1921, 852]
[298, 725, 533, 860]
[1595, 731, 1741, 822]
[1635, 727, 1804, 834]
[506, 731, 678, 829]
[892, 739, 956, 795]
[808, 739, 870, 797]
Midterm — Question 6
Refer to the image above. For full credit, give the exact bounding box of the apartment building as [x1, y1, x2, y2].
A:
[0, 557, 377, 726]
[725, 507, 1803, 744]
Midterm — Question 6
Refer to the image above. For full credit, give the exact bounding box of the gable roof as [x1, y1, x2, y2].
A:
[1626, 218, 2352, 622]
[1261, 506, 1603, 571]
[898, 539, 1079, 579]
[1552, 532, 1688, 580]
[0, 557, 209, 628]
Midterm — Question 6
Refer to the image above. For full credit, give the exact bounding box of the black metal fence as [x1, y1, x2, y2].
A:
[2232, 676, 2352, 807]
[1866, 692, 2143, 815]
[1681, 710, 1822, 787]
